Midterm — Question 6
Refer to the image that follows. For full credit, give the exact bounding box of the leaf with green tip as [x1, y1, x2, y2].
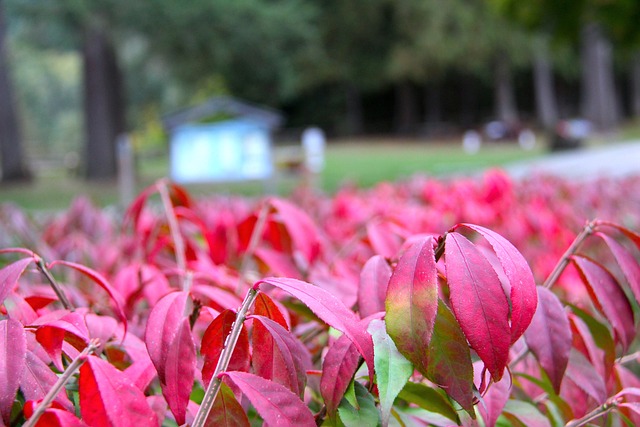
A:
[204, 382, 250, 427]
[337, 381, 381, 427]
[384, 237, 438, 374]
[524, 287, 571, 394]
[444, 232, 510, 381]
[571, 255, 635, 350]
[426, 301, 475, 415]
[368, 319, 412, 426]
[221, 371, 316, 426]
[397, 382, 459, 424]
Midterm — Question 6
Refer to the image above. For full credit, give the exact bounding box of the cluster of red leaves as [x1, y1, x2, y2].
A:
[1, 170, 640, 427]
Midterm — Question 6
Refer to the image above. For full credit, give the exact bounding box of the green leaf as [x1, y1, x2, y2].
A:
[338, 381, 381, 427]
[513, 372, 572, 421]
[369, 319, 413, 426]
[426, 301, 475, 416]
[397, 382, 460, 424]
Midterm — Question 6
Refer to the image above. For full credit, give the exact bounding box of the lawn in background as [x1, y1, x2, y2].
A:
[0, 137, 553, 212]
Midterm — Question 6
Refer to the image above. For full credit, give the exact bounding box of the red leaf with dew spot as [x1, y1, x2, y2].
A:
[0, 318, 26, 425]
[250, 315, 311, 396]
[144, 291, 196, 425]
[358, 255, 391, 318]
[454, 224, 537, 343]
[221, 371, 315, 426]
[255, 277, 374, 381]
[384, 237, 438, 374]
[79, 355, 158, 427]
[0, 257, 32, 305]
[320, 333, 361, 417]
[571, 255, 635, 350]
[524, 287, 571, 393]
[201, 309, 250, 388]
[444, 232, 510, 381]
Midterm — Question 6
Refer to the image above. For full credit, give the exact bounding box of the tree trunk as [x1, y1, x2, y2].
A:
[631, 51, 640, 119]
[424, 82, 442, 124]
[83, 19, 125, 181]
[459, 75, 477, 127]
[532, 36, 559, 130]
[580, 23, 619, 131]
[344, 82, 363, 135]
[494, 52, 518, 124]
[0, 0, 31, 183]
[394, 80, 417, 135]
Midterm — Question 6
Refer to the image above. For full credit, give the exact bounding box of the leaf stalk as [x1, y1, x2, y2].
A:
[543, 220, 596, 289]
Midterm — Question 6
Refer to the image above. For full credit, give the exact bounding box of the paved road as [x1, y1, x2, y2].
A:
[505, 140, 640, 180]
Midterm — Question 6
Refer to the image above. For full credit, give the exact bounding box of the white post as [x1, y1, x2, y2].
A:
[301, 127, 325, 191]
[117, 134, 135, 208]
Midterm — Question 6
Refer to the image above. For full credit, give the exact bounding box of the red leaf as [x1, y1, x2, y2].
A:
[444, 232, 510, 381]
[358, 255, 392, 318]
[79, 355, 158, 427]
[0, 318, 26, 425]
[595, 232, 640, 303]
[524, 287, 571, 393]
[384, 237, 438, 374]
[253, 293, 288, 329]
[0, 257, 32, 305]
[21, 351, 73, 411]
[201, 309, 250, 388]
[250, 315, 311, 396]
[270, 198, 321, 264]
[33, 408, 87, 426]
[144, 291, 196, 424]
[320, 334, 361, 416]
[256, 277, 375, 381]
[221, 371, 316, 426]
[48, 260, 127, 333]
[571, 255, 635, 350]
[455, 224, 537, 343]
[205, 382, 250, 427]
[366, 220, 403, 258]
[563, 349, 606, 404]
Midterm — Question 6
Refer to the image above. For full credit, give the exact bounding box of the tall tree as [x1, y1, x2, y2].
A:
[0, 0, 30, 182]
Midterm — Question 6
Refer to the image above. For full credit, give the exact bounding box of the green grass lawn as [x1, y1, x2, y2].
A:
[0, 137, 545, 211]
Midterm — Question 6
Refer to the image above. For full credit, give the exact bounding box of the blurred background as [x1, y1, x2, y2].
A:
[1, 0, 640, 207]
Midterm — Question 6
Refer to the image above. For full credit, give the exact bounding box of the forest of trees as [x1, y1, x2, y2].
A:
[1, 0, 640, 182]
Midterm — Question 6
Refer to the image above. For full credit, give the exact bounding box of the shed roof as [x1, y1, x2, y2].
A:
[162, 96, 284, 131]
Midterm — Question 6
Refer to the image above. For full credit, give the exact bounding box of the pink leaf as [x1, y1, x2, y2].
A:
[221, 371, 315, 426]
[201, 310, 250, 388]
[79, 355, 158, 427]
[595, 232, 640, 304]
[385, 237, 438, 374]
[0, 257, 32, 305]
[367, 221, 403, 258]
[563, 349, 606, 405]
[256, 277, 375, 381]
[270, 198, 321, 264]
[571, 255, 635, 350]
[477, 369, 511, 427]
[48, 260, 127, 333]
[444, 232, 510, 381]
[320, 334, 361, 417]
[0, 318, 26, 425]
[144, 291, 196, 425]
[250, 315, 311, 396]
[358, 255, 392, 318]
[524, 287, 571, 393]
[21, 351, 73, 411]
[455, 224, 537, 343]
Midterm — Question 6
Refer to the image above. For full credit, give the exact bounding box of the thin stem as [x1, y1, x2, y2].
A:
[24, 339, 99, 427]
[192, 287, 260, 427]
[617, 350, 640, 365]
[34, 256, 74, 311]
[565, 399, 619, 427]
[236, 202, 270, 294]
[157, 179, 187, 281]
[543, 220, 596, 289]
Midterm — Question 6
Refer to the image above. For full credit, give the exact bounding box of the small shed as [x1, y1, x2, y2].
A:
[163, 96, 284, 184]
